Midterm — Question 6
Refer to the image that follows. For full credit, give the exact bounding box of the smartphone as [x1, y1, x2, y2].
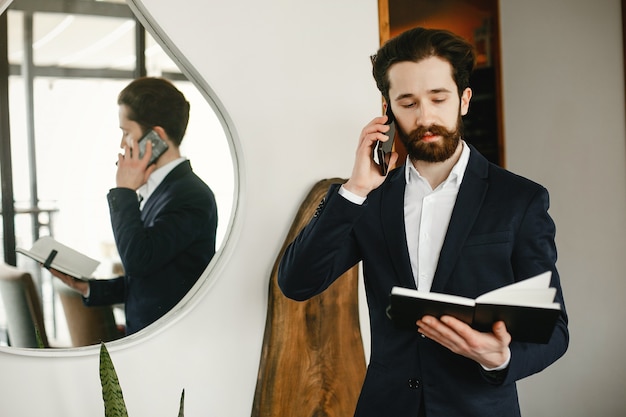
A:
[374, 107, 396, 176]
[137, 129, 169, 165]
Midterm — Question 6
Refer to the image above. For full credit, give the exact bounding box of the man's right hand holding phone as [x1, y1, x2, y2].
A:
[344, 115, 398, 198]
[116, 137, 157, 190]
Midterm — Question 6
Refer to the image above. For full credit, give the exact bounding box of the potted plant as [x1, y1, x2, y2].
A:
[99, 342, 185, 417]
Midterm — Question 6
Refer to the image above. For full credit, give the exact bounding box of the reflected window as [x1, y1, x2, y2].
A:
[0, 0, 233, 347]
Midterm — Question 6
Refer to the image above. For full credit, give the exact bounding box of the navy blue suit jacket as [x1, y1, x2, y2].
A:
[86, 160, 217, 335]
[279, 145, 568, 417]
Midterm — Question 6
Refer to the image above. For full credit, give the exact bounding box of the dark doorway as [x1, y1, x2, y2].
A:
[380, 0, 504, 167]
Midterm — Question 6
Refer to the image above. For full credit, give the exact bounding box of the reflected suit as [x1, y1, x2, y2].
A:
[85, 160, 217, 335]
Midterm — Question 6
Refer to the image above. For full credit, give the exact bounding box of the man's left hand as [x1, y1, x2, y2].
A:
[417, 315, 511, 369]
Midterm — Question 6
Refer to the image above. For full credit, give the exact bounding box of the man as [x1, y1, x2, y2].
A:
[54, 77, 218, 335]
[278, 28, 568, 417]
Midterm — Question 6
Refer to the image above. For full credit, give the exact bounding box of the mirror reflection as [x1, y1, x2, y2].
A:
[0, 0, 235, 348]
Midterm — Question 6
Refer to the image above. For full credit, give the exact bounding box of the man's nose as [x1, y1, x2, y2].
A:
[415, 103, 435, 127]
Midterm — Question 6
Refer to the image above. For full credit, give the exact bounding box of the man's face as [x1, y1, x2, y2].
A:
[118, 104, 144, 150]
[387, 56, 471, 163]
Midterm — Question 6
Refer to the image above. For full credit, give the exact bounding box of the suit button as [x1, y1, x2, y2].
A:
[408, 379, 420, 389]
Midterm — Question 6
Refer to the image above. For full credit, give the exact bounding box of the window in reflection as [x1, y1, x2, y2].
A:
[0, 1, 234, 347]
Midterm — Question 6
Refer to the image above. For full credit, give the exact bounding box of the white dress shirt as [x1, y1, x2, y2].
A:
[137, 157, 186, 209]
[339, 141, 470, 291]
[339, 141, 510, 370]
[404, 142, 469, 291]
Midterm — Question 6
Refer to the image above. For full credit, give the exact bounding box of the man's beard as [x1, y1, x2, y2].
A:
[397, 113, 463, 163]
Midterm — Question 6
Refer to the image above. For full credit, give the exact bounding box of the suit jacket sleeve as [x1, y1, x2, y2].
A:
[501, 185, 569, 384]
[278, 184, 363, 300]
[107, 184, 215, 277]
[84, 276, 125, 306]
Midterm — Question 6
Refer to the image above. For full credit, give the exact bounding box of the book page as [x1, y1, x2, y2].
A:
[16, 236, 100, 279]
[391, 286, 475, 307]
[477, 288, 560, 308]
[475, 271, 557, 308]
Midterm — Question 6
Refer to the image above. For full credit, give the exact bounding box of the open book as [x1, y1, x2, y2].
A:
[388, 271, 561, 343]
[16, 236, 100, 280]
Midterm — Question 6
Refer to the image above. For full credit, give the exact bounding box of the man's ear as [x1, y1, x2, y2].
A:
[152, 126, 166, 138]
[460, 87, 472, 116]
[378, 100, 388, 123]
[152, 126, 171, 144]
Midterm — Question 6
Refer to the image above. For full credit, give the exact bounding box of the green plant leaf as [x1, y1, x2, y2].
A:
[99, 342, 129, 417]
[178, 389, 185, 417]
[35, 325, 45, 348]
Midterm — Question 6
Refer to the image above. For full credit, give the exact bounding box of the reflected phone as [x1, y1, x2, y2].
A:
[138, 129, 169, 165]
[374, 107, 396, 176]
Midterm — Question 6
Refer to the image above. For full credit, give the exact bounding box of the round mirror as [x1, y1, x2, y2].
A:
[0, 0, 238, 351]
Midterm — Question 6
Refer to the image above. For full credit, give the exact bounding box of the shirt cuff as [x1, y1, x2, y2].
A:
[83, 282, 91, 299]
[338, 185, 367, 205]
[481, 347, 511, 371]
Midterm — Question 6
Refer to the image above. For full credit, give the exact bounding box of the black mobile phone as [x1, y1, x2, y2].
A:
[138, 129, 169, 165]
[374, 107, 396, 176]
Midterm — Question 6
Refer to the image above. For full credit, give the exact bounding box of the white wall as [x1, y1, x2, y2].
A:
[0, 0, 380, 416]
[0, 0, 624, 416]
[500, 1, 626, 416]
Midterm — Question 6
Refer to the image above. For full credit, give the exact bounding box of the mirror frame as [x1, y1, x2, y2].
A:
[0, 0, 243, 356]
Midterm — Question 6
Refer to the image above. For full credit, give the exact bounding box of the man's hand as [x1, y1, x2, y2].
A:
[115, 137, 156, 190]
[48, 268, 89, 297]
[417, 315, 512, 369]
[343, 115, 398, 198]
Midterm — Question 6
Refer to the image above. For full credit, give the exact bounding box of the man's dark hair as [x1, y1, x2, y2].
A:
[371, 27, 476, 101]
[117, 77, 190, 146]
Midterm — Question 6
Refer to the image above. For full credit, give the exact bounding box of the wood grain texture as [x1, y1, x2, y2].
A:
[251, 178, 366, 417]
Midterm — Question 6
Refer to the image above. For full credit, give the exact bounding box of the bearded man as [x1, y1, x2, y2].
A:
[278, 27, 568, 417]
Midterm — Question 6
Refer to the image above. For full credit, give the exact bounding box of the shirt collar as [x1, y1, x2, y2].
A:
[404, 140, 470, 189]
[137, 157, 186, 201]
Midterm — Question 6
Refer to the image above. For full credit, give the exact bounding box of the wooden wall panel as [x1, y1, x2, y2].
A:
[251, 178, 366, 417]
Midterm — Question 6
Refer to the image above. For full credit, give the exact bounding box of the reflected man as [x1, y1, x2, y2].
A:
[53, 77, 218, 335]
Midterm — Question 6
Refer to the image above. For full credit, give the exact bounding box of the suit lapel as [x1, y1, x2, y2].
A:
[141, 160, 191, 221]
[380, 167, 416, 289]
[431, 146, 489, 292]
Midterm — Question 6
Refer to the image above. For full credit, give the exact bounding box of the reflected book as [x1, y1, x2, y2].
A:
[16, 236, 100, 280]
[388, 271, 561, 344]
